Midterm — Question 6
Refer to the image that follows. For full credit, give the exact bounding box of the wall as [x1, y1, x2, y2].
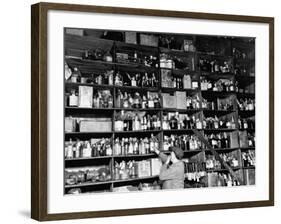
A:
[0, 0, 280, 223]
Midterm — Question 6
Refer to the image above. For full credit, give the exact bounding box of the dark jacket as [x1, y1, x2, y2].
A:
[158, 152, 185, 189]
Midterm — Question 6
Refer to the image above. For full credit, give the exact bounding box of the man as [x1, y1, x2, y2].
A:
[153, 146, 185, 189]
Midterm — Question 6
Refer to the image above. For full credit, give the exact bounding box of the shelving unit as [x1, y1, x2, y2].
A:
[64, 30, 255, 194]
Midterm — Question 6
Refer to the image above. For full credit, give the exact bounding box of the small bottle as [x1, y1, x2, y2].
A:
[69, 90, 78, 107]
[71, 67, 81, 83]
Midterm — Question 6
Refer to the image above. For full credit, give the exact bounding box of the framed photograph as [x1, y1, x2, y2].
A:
[31, 2, 274, 221]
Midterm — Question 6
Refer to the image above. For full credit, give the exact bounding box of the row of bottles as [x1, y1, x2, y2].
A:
[216, 173, 240, 187]
[114, 72, 158, 88]
[242, 150, 255, 167]
[65, 166, 112, 186]
[162, 74, 199, 90]
[114, 159, 152, 180]
[116, 50, 158, 67]
[115, 91, 161, 109]
[201, 97, 234, 111]
[163, 134, 203, 151]
[160, 53, 193, 70]
[205, 132, 231, 149]
[199, 59, 232, 73]
[238, 117, 255, 130]
[201, 77, 237, 92]
[202, 116, 236, 129]
[237, 98, 255, 111]
[115, 111, 161, 132]
[162, 113, 200, 130]
[184, 161, 207, 182]
[113, 135, 159, 156]
[186, 95, 201, 110]
[206, 152, 239, 169]
[65, 138, 112, 159]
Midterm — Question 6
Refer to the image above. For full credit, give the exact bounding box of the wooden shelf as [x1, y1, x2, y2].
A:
[64, 33, 256, 192]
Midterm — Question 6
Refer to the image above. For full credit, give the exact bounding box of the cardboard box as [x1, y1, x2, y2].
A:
[150, 158, 162, 176]
[175, 91, 187, 109]
[79, 118, 112, 132]
[162, 93, 176, 108]
[125, 32, 137, 44]
[140, 34, 158, 47]
[65, 117, 76, 133]
[137, 160, 151, 177]
[78, 86, 93, 108]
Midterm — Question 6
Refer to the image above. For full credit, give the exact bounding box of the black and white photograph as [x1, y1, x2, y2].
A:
[64, 28, 256, 195]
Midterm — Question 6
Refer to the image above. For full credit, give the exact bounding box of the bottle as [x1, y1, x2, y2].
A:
[128, 138, 134, 154]
[66, 139, 73, 159]
[82, 141, 92, 158]
[142, 95, 147, 109]
[133, 138, 139, 155]
[133, 93, 141, 109]
[71, 67, 81, 83]
[69, 90, 78, 107]
[148, 95, 154, 108]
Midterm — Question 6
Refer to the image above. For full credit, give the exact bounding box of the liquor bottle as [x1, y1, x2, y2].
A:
[133, 92, 142, 109]
[148, 95, 154, 108]
[162, 115, 169, 130]
[69, 90, 78, 107]
[151, 73, 157, 87]
[128, 138, 134, 154]
[115, 90, 122, 108]
[133, 138, 139, 155]
[82, 141, 92, 158]
[65, 139, 73, 159]
[214, 116, 219, 129]
[71, 67, 81, 83]
[142, 95, 148, 109]
[114, 138, 121, 155]
[115, 72, 123, 86]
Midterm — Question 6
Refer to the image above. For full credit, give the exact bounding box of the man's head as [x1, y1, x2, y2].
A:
[170, 146, 184, 163]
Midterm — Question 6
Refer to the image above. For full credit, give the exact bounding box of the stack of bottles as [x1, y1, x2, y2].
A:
[163, 134, 202, 151]
[242, 150, 255, 167]
[114, 159, 153, 180]
[113, 135, 159, 156]
[160, 53, 193, 70]
[206, 152, 239, 169]
[65, 66, 115, 86]
[115, 91, 161, 109]
[247, 133, 255, 147]
[162, 113, 201, 130]
[186, 95, 201, 110]
[65, 138, 112, 159]
[201, 77, 237, 92]
[67, 89, 113, 108]
[184, 161, 207, 182]
[201, 97, 234, 111]
[202, 116, 236, 129]
[215, 173, 240, 187]
[205, 132, 231, 149]
[114, 72, 158, 88]
[238, 117, 255, 130]
[114, 111, 161, 132]
[116, 50, 158, 67]
[199, 58, 232, 74]
[92, 90, 113, 108]
[237, 98, 255, 111]
[65, 166, 112, 186]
